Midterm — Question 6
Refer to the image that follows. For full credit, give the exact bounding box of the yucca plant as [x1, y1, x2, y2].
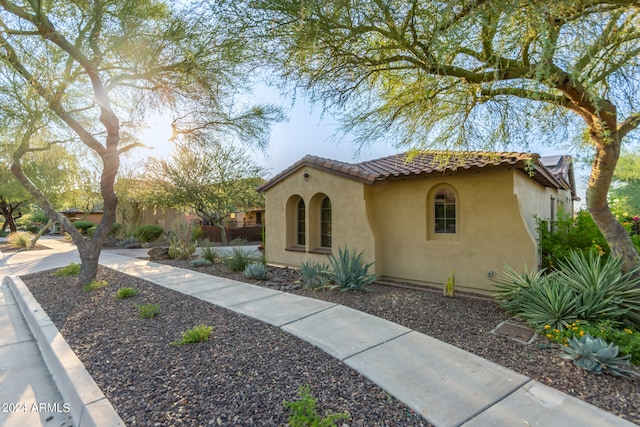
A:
[298, 261, 333, 290]
[491, 264, 547, 313]
[200, 245, 219, 262]
[559, 334, 638, 377]
[556, 251, 640, 328]
[515, 275, 579, 330]
[327, 247, 377, 292]
[244, 262, 268, 279]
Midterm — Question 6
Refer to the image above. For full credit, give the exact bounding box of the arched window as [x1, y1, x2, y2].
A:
[320, 197, 332, 247]
[434, 188, 456, 234]
[297, 199, 306, 245]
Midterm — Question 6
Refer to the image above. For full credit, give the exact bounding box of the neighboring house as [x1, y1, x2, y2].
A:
[60, 208, 103, 225]
[257, 151, 577, 294]
[229, 208, 265, 227]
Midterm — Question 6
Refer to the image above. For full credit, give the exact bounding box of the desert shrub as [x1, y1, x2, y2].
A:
[327, 247, 377, 292]
[83, 279, 108, 292]
[109, 222, 123, 238]
[189, 258, 212, 267]
[135, 225, 164, 243]
[51, 262, 81, 277]
[172, 325, 213, 346]
[244, 262, 268, 279]
[298, 261, 333, 290]
[117, 236, 140, 247]
[115, 287, 139, 299]
[229, 236, 248, 246]
[72, 221, 97, 234]
[192, 224, 204, 241]
[168, 220, 196, 259]
[493, 251, 640, 330]
[224, 247, 254, 271]
[283, 385, 350, 427]
[200, 245, 219, 262]
[555, 251, 640, 327]
[137, 303, 160, 319]
[536, 210, 610, 269]
[7, 231, 32, 249]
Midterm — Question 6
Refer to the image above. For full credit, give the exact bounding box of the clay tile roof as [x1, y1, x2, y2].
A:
[257, 150, 574, 195]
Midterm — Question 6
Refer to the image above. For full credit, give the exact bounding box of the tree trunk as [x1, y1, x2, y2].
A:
[29, 219, 53, 250]
[586, 131, 640, 275]
[0, 203, 19, 232]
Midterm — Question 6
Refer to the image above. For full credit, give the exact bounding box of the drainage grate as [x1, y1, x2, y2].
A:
[492, 321, 536, 344]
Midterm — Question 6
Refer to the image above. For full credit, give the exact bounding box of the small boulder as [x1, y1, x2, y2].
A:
[148, 246, 171, 260]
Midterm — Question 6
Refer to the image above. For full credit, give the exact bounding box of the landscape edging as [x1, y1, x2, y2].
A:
[4, 274, 124, 427]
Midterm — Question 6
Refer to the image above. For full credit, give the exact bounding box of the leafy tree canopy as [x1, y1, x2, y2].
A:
[249, 0, 640, 272]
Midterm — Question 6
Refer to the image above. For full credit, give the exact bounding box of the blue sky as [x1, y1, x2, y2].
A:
[136, 85, 588, 206]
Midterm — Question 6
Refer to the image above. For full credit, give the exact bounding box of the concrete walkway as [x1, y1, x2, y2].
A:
[0, 237, 636, 427]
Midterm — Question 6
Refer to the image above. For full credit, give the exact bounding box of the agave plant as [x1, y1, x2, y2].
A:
[491, 264, 548, 313]
[244, 262, 268, 280]
[559, 334, 638, 377]
[327, 247, 377, 292]
[298, 261, 333, 290]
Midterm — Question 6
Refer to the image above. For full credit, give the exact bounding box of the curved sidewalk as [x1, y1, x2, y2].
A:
[1, 238, 636, 427]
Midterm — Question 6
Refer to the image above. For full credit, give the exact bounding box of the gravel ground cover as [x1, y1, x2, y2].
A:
[21, 266, 428, 427]
[18, 252, 640, 425]
[157, 259, 640, 425]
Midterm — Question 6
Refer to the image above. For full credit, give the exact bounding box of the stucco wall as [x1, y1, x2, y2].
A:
[366, 167, 538, 293]
[264, 164, 572, 294]
[263, 167, 376, 270]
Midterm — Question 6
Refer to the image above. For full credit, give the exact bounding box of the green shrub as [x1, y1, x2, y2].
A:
[327, 247, 377, 292]
[72, 221, 97, 234]
[83, 279, 109, 292]
[559, 334, 637, 377]
[536, 210, 609, 269]
[200, 245, 219, 262]
[555, 251, 640, 327]
[7, 231, 32, 249]
[283, 385, 350, 427]
[168, 221, 196, 259]
[109, 222, 123, 238]
[189, 258, 212, 267]
[544, 320, 640, 365]
[115, 287, 139, 299]
[192, 224, 204, 241]
[229, 237, 248, 246]
[87, 226, 97, 237]
[512, 275, 579, 330]
[172, 325, 213, 346]
[137, 303, 160, 318]
[224, 247, 254, 271]
[244, 262, 268, 279]
[298, 261, 333, 290]
[51, 262, 81, 277]
[135, 225, 164, 243]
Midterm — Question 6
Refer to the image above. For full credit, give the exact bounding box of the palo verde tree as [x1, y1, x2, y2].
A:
[250, 0, 640, 273]
[138, 137, 266, 244]
[0, 1, 281, 285]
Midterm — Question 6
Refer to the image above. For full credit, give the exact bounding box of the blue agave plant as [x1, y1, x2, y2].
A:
[559, 334, 638, 377]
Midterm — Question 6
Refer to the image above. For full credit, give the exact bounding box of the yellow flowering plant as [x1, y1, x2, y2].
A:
[543, 320, 640, 365]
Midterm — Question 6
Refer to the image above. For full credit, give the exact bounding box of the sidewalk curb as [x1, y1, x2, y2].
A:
[4, 274, 124, 427]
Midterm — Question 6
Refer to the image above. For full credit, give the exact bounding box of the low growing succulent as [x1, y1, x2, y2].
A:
[559, 334, 638, 377]
[190, 258, 212, 267]
[244, 262, 268, 279]
[298, 261, 332, 290]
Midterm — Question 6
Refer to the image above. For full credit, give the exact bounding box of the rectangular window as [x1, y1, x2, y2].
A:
[434, 189, 456, 234]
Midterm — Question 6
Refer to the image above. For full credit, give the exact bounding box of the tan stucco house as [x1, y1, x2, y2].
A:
[257, 151, 577, 294]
